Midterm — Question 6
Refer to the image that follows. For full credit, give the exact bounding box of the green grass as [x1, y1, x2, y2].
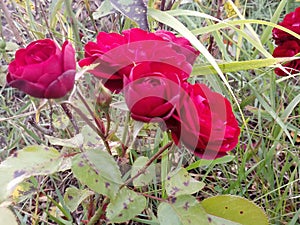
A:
[0, 0, 299, 224]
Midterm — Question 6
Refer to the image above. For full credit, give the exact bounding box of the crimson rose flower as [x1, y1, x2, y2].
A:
[123, 62, 188, 123]
[272, 7, 300, 44]
[7, 39, 76, 99]
[272, 40, 300, 76]
[79, 28, 199, 92]
[167, 83, 240, 159]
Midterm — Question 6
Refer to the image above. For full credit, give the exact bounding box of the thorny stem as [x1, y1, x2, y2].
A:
[77, 89, 106, 135]
[62, 101, 112, 155]
[72, 90, 112, 155]
[77, 89, 95, 120]
[138, 192, 167, 202]
[105, 112, 111, 137]
[61, 102, 79, 134]
[48, 100, 54, 134]
[121, 111, 130, 147]
[121, 141, 174, 188]
[87, 197, 109, 225]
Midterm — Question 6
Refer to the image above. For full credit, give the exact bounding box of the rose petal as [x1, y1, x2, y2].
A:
[62, 41, 76, 71]
[7, 78, 46, 98]
[44, 69, 76, 99]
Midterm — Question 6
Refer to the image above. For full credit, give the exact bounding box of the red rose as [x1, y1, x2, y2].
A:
[7, 39, 76, 99]
[167, 83, 240, 159]
[154, 30, 199, 64]
[123, 62, 188, 123]
[272, 7, 300, 44]
[272, 40, 300, 76]
[79, 28, 199, 93]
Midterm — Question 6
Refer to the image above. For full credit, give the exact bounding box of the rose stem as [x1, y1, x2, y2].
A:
[121, 141, 174, 188]
[105, 112, 111, 137]
[121, 111, 130, 155]
[77, 88, 106, 134]
[87, 197, 109, 225]
[48, 100, 54, 134]
[61, 102, 79, 134]
[64, 101, 112, 155]
[76, 90, 112, 155]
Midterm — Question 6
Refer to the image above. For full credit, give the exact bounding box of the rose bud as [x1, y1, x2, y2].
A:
[7, 39, 76, 99]
[96, 83, 112, 112]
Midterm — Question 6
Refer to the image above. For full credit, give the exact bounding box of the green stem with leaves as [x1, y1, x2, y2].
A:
[121, 141, 173, 188]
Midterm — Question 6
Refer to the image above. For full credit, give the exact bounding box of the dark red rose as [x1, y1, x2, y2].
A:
[155, 30, 199, 64]
[272, 40, 300, 76]
[272, 7, 300, 44]
[7, 39, 76, 99]
[78, 28, 199, 93]
[123, 62, 188, 123]
[167, 83, 240, 159]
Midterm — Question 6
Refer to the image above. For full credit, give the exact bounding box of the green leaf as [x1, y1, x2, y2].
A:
[106, 187, 146, 223]
[201, 195, 269, 225]
[157, 195, 209, 225]
[110, 0, 148, 30]
[71, 148, 123, 199]
[93, 0, 115, 19]
[165, 168, 205, 197]
[11, 181, 35, 203]
[207, 215, 241, 225]
[0, 145, 68, 203]
[186, 155, 235, 171]
[64, 187, 93, 212]
[131, 156, 156, 187]
[46, 134, 84, 149]
[81, 125, 104, 150]
[0, 207, 18, 225]
[281, 93, 300, 121]
[52, 113, 69, 130]
[5, 42, 20, 51]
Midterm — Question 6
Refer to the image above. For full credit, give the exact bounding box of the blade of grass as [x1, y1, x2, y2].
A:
[248, 83, 293, 143]
[191, 57, 298, 75]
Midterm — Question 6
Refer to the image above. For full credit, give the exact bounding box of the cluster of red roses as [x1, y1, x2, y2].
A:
[6, 28, 240, 159]
[272, 7, 300, 76]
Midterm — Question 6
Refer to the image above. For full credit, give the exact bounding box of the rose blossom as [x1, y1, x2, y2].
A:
[78, 28, 199, 92]
[7, 39, 76, 99]
[123, 62, 188, 123]
[272, 7, 300, 45]
[272, 40, 300, 76]
[166, 83, 240, 159]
